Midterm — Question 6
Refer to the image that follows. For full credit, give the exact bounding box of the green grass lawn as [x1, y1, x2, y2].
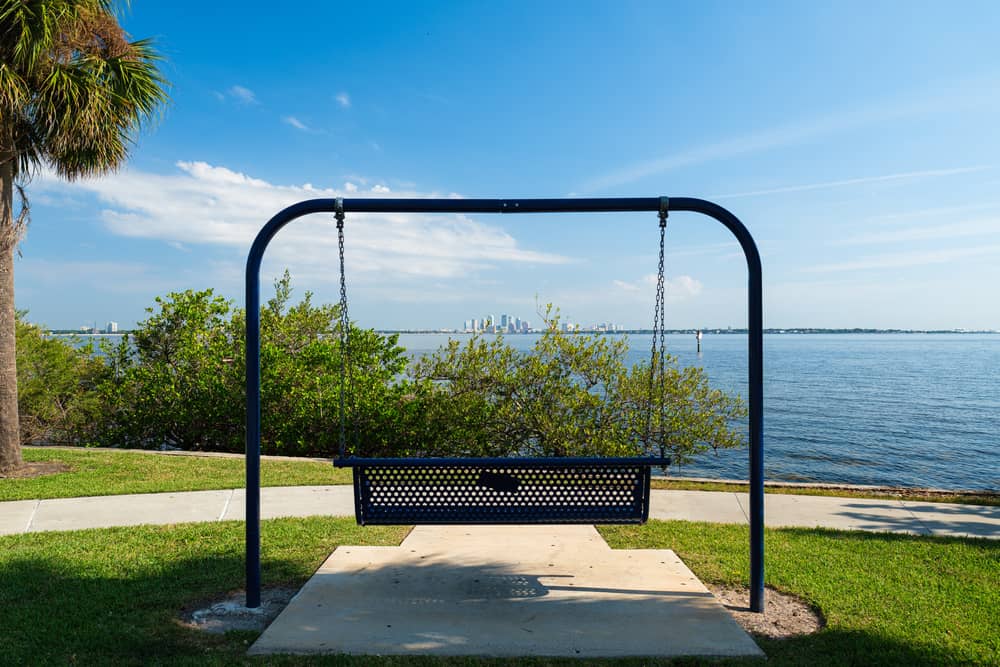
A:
[0, 518, 995, 665]
[0, 447, 351, 501]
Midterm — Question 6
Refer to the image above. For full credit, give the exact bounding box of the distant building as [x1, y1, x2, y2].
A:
[105, 321, 118, 334]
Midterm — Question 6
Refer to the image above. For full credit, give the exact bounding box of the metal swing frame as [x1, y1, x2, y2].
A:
[244, 196, 764, 612]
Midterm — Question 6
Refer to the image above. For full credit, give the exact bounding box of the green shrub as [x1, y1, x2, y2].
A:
[411, 307, 746, 464]
[98, 272, 419, 456]
[15, 316, 107, 445]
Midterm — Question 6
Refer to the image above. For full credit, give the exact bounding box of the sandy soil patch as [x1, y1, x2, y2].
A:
[709, 583, 824, 639]
[0, 461, 72, 479]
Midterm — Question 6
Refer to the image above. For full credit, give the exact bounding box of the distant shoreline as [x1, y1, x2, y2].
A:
[375, 328, 1000, 335]
[45, 328, 1000, 336]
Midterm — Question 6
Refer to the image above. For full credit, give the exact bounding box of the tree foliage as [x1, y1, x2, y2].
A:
[412, 307, 746, 466]
[99, 272, 418, 457]
[15, 314, 106, 445]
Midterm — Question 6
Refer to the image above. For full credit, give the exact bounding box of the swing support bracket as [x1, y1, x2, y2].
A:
[244, 196, 765, 612]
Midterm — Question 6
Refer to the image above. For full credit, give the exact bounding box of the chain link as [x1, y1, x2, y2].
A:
[336, 204, 350, 459]
[645, 209, 668, 459]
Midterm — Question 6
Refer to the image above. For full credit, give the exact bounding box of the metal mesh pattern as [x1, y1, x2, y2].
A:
[352, 463, 652, 525]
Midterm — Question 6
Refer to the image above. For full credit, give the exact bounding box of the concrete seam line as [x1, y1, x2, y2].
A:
[733, 493, 750, 523]
[218, 489, 235, 521]
[898, 499, 934, 537]
[25, 499, 41, 532]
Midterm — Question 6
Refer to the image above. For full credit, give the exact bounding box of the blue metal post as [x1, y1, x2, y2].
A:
[244, 196, 764, 611]
[245, 200, 330, 608]
[245, 241, 262, 608]
[672, 198, 765, 613]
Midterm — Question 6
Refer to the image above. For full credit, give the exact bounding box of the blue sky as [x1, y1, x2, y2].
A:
[18, 1, 1000, 330]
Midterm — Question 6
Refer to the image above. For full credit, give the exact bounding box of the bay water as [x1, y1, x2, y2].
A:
[397, 333, 1000, 491]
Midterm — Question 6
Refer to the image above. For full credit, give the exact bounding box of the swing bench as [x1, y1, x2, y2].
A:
[244, 195, 765, 612]
[331, 200, 672, 526]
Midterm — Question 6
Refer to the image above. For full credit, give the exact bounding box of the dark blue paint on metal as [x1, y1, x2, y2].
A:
[245, 197, 764, 611]
[335, 456, 670, 467]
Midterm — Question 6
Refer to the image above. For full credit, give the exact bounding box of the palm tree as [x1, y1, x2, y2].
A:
[0, 0, 168, 472]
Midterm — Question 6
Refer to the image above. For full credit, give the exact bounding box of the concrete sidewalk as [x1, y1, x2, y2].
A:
[1, 485, 997, 539]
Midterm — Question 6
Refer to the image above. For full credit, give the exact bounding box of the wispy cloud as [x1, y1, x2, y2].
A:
[34, 162, 569, 285]
[577, 78, 1000, 193]
[578, 108, 899, 192]
[17, 258, 177, 295]
[805, 244, 1000, 273]
[836, 217, 1000, 246]
[282, 115, 311, 131]
[335, 92, 351, 108]
[612, 274, 703, 300]
[865, 202, 1000, 225]
[227, 85, 257, 104]
[713, 166, 991, 199]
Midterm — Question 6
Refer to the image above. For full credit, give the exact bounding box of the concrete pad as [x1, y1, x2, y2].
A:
[250, 525, 762, 658]
[650, 490, 747, 524]
[28, 490, 232, 533]
[760, 494, 929, 535]
[899, 501, 1000, 539]
[0, 499, 39, 536]
[222, 486, 355, 521]
[399, 523, 613, 556]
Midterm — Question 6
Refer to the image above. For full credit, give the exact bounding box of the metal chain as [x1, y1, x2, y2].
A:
[657, 215, 667, 461]
[645, 205, 668, 457]
[336, 200, 350, 459]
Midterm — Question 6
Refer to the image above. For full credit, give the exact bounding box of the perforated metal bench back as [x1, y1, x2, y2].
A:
[351, 462, 652, 525]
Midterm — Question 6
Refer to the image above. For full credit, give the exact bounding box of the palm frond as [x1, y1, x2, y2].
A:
[1, 0, 169, 180]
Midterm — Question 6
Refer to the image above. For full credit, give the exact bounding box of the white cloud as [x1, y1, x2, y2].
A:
[282, 116, 310, 131]
[34, 161, 569, 285]
[335, 92, 351, 108]
[612, 279, 640, 292]
[371, 184, 390, 193]
[228, 85, 257, 104]
[343, 182, 358, 193]
[612, 274, 702, 300]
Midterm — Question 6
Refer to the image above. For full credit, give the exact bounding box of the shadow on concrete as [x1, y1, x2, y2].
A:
[836, 501, 999, 538]
[254, 553, 734, 657]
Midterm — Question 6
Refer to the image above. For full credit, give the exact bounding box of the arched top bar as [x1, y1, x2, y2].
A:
[247, 197, 761, 278]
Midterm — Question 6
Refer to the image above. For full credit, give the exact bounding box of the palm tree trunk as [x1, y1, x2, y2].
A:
[0, 157, 21, 473]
